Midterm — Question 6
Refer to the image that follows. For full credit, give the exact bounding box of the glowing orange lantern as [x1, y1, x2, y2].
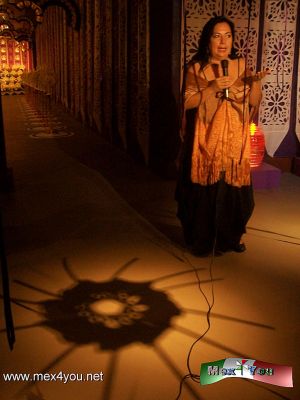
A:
[249, 122, 265, 168]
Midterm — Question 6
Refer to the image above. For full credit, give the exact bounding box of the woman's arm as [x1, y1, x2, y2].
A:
[249, 70, 270, 120]
[184, 64, 203, 109]
[249, 79, 262, 108]
[184, 63, 220, 109]
[185, 85, 218, 109]
[249, 70, 270, 106]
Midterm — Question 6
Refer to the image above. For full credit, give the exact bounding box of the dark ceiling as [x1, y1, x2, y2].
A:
[0, 0, 80, 42]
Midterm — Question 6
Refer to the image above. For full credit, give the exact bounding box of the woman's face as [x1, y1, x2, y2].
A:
[209, 22, 233, 61]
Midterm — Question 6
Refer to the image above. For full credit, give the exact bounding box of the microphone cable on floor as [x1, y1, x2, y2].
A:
[175, 234, 217, 399]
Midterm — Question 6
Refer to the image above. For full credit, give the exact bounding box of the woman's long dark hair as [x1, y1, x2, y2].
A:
[191, 16, 238, 68]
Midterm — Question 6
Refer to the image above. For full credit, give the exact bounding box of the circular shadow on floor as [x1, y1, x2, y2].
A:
[42, 278, 181, 350]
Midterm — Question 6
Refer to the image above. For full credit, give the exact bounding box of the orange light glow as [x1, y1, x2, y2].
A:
[250, 123, 265, 168]
[250, 122, 257, 136]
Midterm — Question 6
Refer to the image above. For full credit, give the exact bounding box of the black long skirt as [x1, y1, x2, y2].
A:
[175, 110, 254, 254]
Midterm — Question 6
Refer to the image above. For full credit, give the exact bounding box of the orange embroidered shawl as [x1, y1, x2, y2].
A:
[184, 62, 252, 187]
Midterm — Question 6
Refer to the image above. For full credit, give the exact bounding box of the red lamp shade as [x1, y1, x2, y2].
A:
[250, 123, 265, 168]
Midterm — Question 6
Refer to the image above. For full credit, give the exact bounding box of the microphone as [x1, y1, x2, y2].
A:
[221, 59, 229, 99]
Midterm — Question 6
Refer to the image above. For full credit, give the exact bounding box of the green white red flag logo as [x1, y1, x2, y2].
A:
[200, 358, 293, 387]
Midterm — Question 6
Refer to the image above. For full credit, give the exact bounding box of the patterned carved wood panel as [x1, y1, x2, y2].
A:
[60, 9, 66, 105]
[100, 0, 113, 141]
[69, 26, 75, 114]
[137, 0, 149, 163]
[128, 0, 139, 152]
[110, 0, 128, 149]
[74, 28, 81, 118]
[111, 0, 123, 147]
[117, 0, 128, 150]
[297, 35, 300, 142]
[54, 7, 59, 94]
[53, 9, 59, 99]
[62, 9, 69, 109]
[77, 0, 87, 122]
[126, 0, 150, 163]
[86, 0, 94, 126]
[34, 0, 150, 161]
[93, 0, 102, 133]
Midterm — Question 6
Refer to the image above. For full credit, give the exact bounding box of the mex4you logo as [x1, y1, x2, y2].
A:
[200, 358, 293, 387]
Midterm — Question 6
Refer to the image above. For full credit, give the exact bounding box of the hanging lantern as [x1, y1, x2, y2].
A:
[250, 122, 265, 168]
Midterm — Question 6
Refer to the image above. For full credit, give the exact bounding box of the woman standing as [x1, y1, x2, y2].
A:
[176, 16, 269, 256]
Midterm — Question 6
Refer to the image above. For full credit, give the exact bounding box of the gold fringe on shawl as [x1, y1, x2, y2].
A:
[191, 98, 251, 187]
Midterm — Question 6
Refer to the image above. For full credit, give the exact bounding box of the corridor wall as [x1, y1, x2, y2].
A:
[34, 0, 150, 163]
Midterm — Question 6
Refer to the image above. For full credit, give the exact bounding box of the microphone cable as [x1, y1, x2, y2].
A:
[175, 2, 216, 396]
[175, 238, 216, 399]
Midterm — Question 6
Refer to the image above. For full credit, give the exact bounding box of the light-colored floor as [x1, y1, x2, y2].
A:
[0, 95, 299, 400]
